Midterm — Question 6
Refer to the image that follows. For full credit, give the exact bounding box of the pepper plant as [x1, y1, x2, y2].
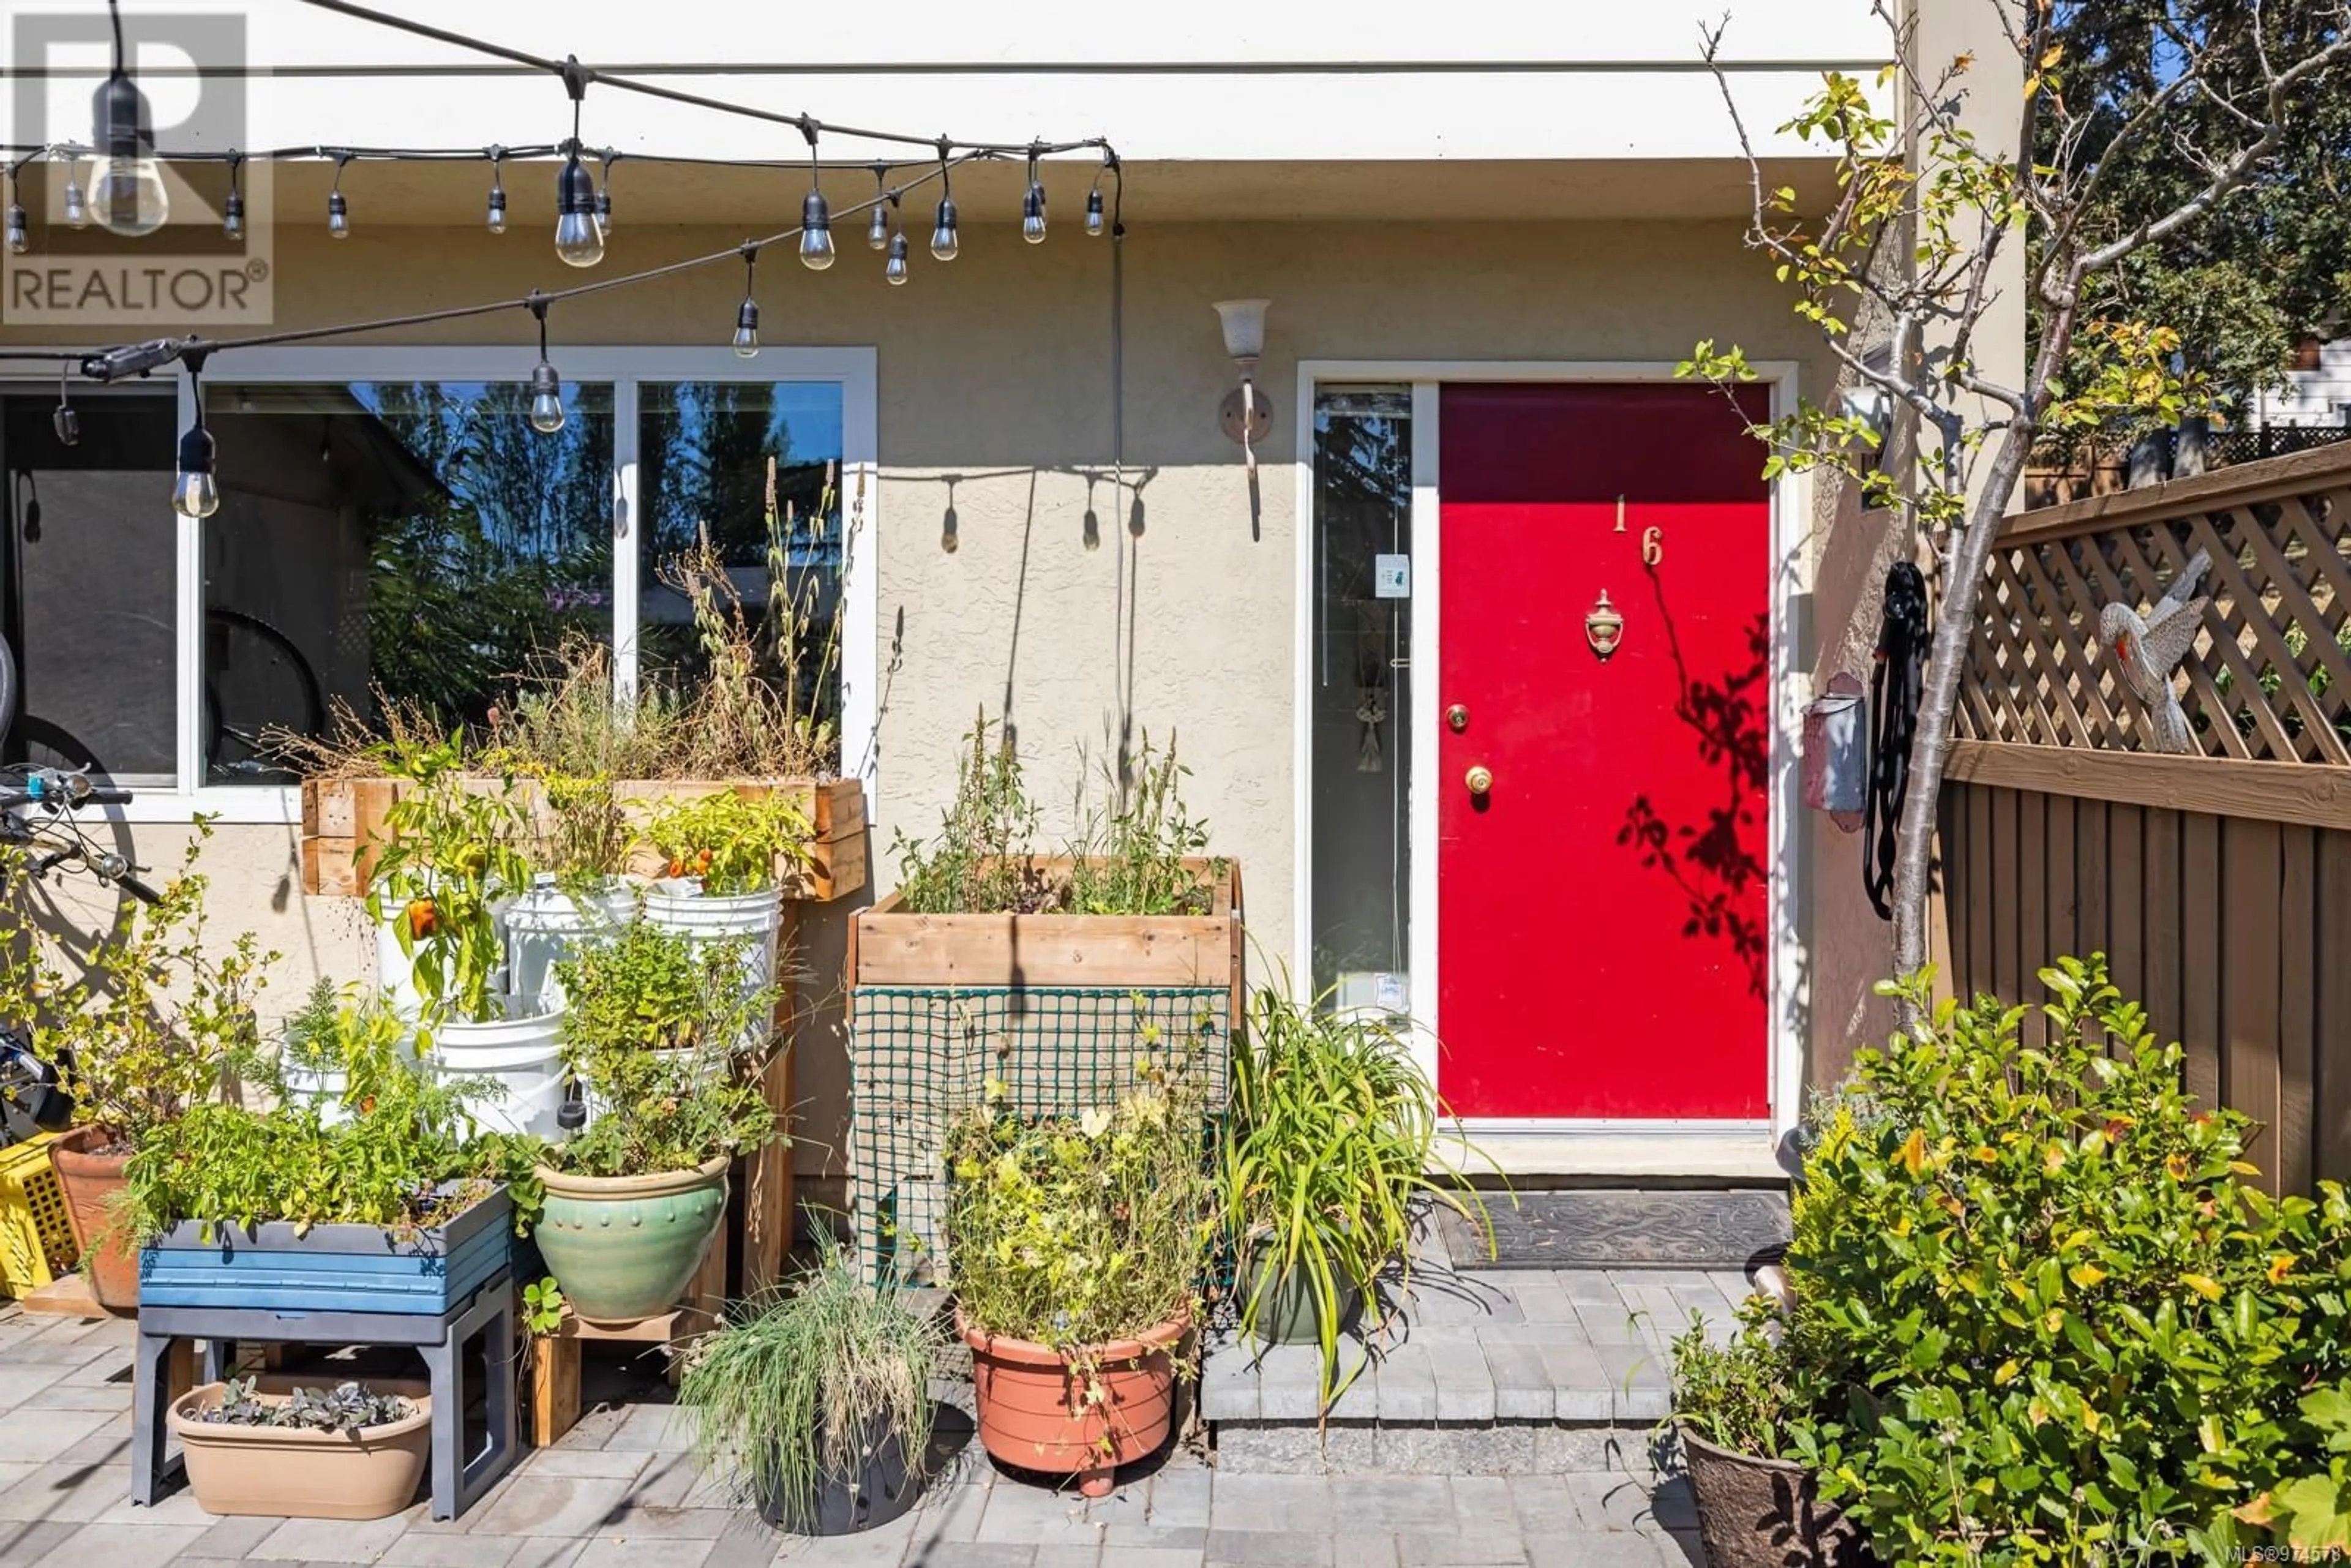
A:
[364, 735, 532, 1021]
[640, 789, 810, 896]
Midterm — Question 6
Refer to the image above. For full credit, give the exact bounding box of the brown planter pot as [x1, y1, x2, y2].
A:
[959, 1311, 1186, 1498]
[168, 1382, 431, 1520]
[1681, 1426, 1873, 1568]
[49, 1126, 137, 1310]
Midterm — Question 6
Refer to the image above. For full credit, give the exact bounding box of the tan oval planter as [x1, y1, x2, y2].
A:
[49, 1126, 137, 1310]
[959, 1311, 1187, 1498]
[168, 1383, 432, 1520]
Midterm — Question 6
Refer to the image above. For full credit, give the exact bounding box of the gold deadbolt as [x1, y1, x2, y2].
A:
[1464, 764, 1494, 797]
[1445, 703, 1470, 733]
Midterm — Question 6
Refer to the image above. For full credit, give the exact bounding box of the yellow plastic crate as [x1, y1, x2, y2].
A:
[0, 1134, 78, 1297]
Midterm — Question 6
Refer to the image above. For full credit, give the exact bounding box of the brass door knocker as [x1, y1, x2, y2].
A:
[1585, 589, 1624, 659]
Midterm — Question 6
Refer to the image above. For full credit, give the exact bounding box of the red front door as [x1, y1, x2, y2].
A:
[1436, 383, 1772, 1120]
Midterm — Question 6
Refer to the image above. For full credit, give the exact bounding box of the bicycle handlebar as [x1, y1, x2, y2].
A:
[82, 789, 132, 806]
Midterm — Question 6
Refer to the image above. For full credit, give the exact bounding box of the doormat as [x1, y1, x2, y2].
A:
[1436, 1190, 1791, 1270]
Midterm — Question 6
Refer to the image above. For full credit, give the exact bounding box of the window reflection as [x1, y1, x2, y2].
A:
[204, 381, 615, 781]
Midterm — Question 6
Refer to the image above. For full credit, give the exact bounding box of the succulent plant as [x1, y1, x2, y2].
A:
[195, 1376, 415, 1434]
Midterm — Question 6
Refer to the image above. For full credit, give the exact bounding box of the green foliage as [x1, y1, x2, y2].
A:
[1779, 956, 2351, 1564]
[891, 712, 1048, 915]
[1065, 735, 1221, 917]
[548, 920, 782, 1178]
[522, 1276, 566, 1336]
[364, 737, 534, 1021]
[195, 1377, 416, 1434]
[944, 1051, 1216, 1356]
[641, 790, 811, 896]
[0, 820, 272, 1147]
[1670, 1308, 1817, 1463]
[1222, 988, 1490, 1408]
[680, 1234, 939, 1523]
[893, 715, 1221, 916]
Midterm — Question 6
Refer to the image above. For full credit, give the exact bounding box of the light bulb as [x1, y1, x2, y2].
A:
[89, 72, 167, 237]
[1086, 187, 1104, 236]
[528, 361, 566, 434]
[327, 191, 350, 239]
[173, 426, 219, 519]
[53, 402, 78, 446]
[593, 186, 611, 238]
[553, 155, 602, 268]
[4, 204, 24, 255]
[222, 190, 244, 241]
[732, 298, 760, 359]
[1022, 182, 1046, 244]
[62, 172, 88, 230]
[867, 203, 890, 250]
[800, 191, 834, 270]
[930, 196, 959, 261]
[885, 230, 909, 286]
[486, 185, 507, 234]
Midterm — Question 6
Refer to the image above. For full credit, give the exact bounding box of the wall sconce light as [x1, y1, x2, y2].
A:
[1213, 298, 1272, 454]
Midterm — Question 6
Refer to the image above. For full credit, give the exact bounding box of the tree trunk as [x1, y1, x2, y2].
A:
[1887, 421, 2038, 982]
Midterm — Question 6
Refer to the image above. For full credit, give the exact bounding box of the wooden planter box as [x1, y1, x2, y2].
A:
[298, 776, 866, 903]
[138, 1185, 512, 1316]
[847, 859, 1242, 1283]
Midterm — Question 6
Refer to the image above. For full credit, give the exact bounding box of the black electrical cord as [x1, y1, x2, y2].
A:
[1864, 560, 1929, 923]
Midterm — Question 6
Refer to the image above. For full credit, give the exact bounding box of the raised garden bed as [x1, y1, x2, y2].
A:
[138, 1184, 512, 1316]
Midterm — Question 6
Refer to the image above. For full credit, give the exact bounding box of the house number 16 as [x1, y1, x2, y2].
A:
[1641, 525, 1664, 565]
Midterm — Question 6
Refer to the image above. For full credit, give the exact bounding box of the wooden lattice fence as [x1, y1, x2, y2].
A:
[1937, 443, 2351, 1195]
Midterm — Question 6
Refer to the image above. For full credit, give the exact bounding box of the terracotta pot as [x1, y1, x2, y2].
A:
[534, 1157, 729, 1326]
[960, 1310, 1185, 1498]
[49, 1126, 137, 1310]
[1681, 1425, 1873, 1568]
[168, 1382, 432, 1520]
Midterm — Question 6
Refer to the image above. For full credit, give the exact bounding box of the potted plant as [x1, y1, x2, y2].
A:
[534, 919, 781, 1325]
[943, 1054, 1215, 1497]
[0, 827, 272, 1308]
[1221, 988, 1490, 1403]
[501, 768, 637, 1022]
[679, 1237, 939, 1535]
[634, 787, 808, 986]
[170, 1376, 431, 1520]
[1668, 1312, 1869, 1568]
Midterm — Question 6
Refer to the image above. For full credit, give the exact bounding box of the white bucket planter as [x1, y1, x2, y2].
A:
[502, 877, 636, 1017]
[277, 1062, 353, 1125]
[639, 881, 784, 1059]
[428, 1010, 568, 1140]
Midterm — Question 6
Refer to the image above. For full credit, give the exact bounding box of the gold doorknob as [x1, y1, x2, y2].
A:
[1465, 765, 1493, 797]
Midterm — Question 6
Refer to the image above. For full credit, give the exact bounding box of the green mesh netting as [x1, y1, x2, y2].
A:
[849, 985, 1231, 1289]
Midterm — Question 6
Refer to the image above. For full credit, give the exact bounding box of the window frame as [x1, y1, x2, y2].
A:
[4, 345, 878, 823]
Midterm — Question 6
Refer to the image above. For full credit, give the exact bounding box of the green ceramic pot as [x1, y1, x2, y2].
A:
[1241, 1244, 1362, 1346]
[534, 1157, 729, 1326]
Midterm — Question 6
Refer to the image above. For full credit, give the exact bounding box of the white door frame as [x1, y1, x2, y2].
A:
[0, 346, 879, 823]
[1292, 359, 1809, 1148]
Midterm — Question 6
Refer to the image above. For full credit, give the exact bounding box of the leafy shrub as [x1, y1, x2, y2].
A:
[1670, 1310, 1813, 1462]
[196, 1377, 415, 1433]
[549, 921, 782, 1178]
[1065, 735, 1220, 916]
[681, 1235, 939, 1523]
[0, 821, 271, 1149]
[640, 789, 811, 896]
[1783, 956, 2351, 1564]
[891, 713, 1047, 915]
[944, 1052, 1216, 1354]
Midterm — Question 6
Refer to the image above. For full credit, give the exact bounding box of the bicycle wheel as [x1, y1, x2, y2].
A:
[0, 637, 17, 753]
[205, 607, 326, 782]
[9, 715, 102, 775]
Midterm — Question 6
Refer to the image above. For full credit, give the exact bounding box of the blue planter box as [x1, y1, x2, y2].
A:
[138, 1185, 512, 1316]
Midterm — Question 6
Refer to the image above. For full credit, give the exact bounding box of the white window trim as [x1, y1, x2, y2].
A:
[1291, 358, 1809, 1150]
[3, 345, 879, 825]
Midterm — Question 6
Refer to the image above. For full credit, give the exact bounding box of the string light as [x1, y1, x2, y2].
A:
[222, 152, 244, 239]
[51, 364, 78, 448]
[866, 164, 890, 250]
[594, 149, 614, 237]
[485, 146, 507, 234]
[553, 59, 603, 267]
[930, 139, 959, 262]
[527, 294, 564, 434]
[885, 192, 909, 285]
[59, 150, 88, 230]
[798, 121, 833, 271]
[172, 350, 218, 519]
[1086, 150, 1112, 237]
[90, 2, 168, 238]
[733, 242, 760, 358]
[326, 152, 351, 238]
[4, 171, 25, 255]
[1022, 146, 1046, 244]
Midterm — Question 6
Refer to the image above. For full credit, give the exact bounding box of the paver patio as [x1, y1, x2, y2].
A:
[0, 1296, 1702, 1567]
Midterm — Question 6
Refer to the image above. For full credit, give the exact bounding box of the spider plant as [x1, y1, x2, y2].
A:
[679, 1236, 939, 1532]
[1221, 986, 1491, 1408]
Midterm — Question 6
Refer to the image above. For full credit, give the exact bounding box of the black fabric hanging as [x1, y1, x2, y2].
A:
[1864, 560, 1929, 921]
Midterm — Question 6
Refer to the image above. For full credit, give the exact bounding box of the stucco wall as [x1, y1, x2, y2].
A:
[9, 214, 1853, 1184]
